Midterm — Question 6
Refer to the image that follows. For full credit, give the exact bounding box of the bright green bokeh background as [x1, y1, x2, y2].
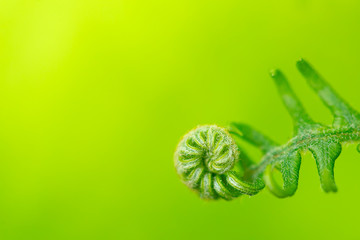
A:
[1, 1, 360, 239]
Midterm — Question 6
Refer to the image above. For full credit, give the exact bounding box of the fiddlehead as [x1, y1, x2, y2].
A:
[174, 59, 360, 200]
[174, 125, 265, 200]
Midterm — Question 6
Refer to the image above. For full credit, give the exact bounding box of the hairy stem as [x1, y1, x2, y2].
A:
[249, 126, 360, 178]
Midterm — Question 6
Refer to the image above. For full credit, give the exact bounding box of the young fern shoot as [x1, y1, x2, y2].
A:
[174, 59, 360, 200]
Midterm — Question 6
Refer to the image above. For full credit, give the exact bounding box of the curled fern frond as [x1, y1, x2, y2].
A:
[175, 59, 360, 200]
[174, 125, 265, 200]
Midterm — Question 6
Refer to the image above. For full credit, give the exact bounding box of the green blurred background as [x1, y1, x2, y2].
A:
[1, 0, 360, 239]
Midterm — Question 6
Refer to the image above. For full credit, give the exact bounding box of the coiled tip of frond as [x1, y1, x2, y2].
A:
[174, 125, 265, 200]
[175, 125, 239, 175]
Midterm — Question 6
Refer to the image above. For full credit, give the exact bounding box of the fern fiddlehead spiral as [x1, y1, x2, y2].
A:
[174, 125, 265, 200]
[174, 59, 360, 200]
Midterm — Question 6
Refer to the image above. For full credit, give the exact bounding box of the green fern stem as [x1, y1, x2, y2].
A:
[253, 126, 360, 175]
[232, 125, 360, 198]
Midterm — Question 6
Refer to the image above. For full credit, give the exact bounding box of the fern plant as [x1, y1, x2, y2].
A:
[174, 59, 360, 200]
